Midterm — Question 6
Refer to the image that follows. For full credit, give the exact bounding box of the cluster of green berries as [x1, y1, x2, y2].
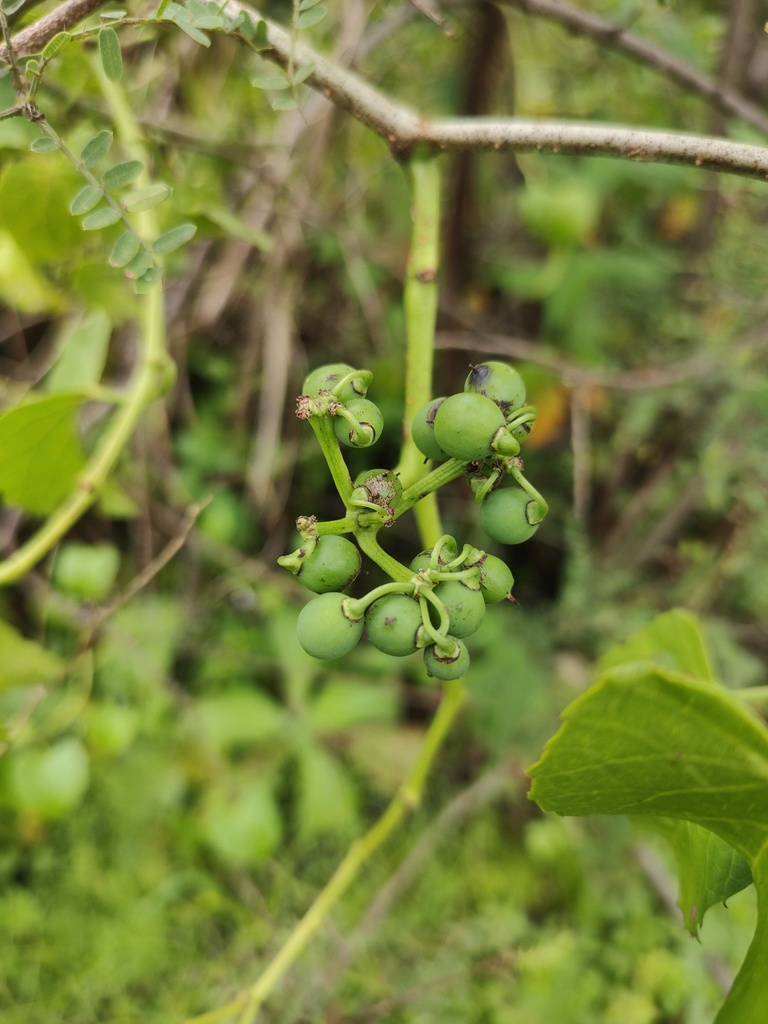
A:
[284, 534, 512, 680]
[279, 359, 547, 682]
[411, 361, 547, 544]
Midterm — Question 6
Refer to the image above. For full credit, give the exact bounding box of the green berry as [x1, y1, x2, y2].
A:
[411, 397, 449, 461]
[296, 593, 364, 660]
[334, 398, 384, 448]
[465, 361, 526, 418]
[409, 537, 459, 574]
[365, 594, 423, 656]
[302, 363, 366, 401]
[354, 469, 403, 511]
[432, 392, 505, 462]
[296, 536, 361, 594]
[480, 487, 539, 545]
[423, 639, 470, 680]
[431, 580, 486, 639]
[467, 552, 514, 603]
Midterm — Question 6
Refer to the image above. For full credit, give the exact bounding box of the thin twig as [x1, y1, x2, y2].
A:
[503, 0, 768, 137]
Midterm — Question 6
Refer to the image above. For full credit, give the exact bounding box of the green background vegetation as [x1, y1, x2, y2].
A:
[1, 0, 767, 1020]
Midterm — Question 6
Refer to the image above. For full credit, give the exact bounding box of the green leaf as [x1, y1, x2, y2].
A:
[124, 250, 154, 279]
[0, 738, 90, 819]
[253, 18, 268, 49]
[529, 662, 768, 1024]
[188, 13, 223, 29]
[252, 73, 290, 91]
[44, 309, 112, 392]
[195, 689, 285, 750]
[101, 159, 143, 190]
[299, 0, 323, 10]
[297, 4, 326, 29]
[69, 184, 103, 215]
[651, 819, 752, 936]
[41, 31, 72, 59]
[108, 230, 142, 268]
[0, 393, 86, 514]
[134, 266, 162, 292]
[81, 205, 122, 230]
[80, 130, 113, 167]
[151, 222, 197, 254]
[271, 96, 298, 112]
[1, 0, 28, 14]
[296, 743, 358, 839]
[197, 779, 282, 868]
[293, 61, 315, 85]
[52, 542, 121, 602]
[98, 26, 123, 81]
[0, 619, 66, 692]
[308, 679, 398, 733]
[121, 183, 172, 212]
[598, 608, 714, 681]
[30, 137, 58, 154]
[175, 20, 211, 46]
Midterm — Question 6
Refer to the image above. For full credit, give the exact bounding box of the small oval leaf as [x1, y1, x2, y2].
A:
[69, 185, 103, 215]
[42, 31, 72, 59]
[134, 267, 163, 292]
[121, 184, 172, 212]
[81, 206, 122, 231]
[293, 61, 315, 85]
[252, 73, 290, 90]
[297, 4, 325, 29]
[31, 136, 58, 153]
[80, 130, 113, 167]
[98, 27, 123, 81]
[151, 222, 197, 254]
[101, 159, 143, 190]
[109, 230, 142, 268]
[124, 250, 154, 279]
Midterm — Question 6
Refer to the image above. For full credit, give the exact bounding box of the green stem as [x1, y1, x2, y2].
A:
[344, 579, 416, 619]
[354, 529, 413, 583]
[508, 464, 549, 522]
[188, 678, 466, 1024]
[315, 517, 355, 535]
[732, 687, 768, 703]
[0, 71, 165, 588]
[309, 417, 353, 503]
[399, 458, 467, 512]
[395, 151, 442, 491]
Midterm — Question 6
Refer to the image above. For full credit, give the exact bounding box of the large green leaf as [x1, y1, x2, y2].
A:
[0, 619, 66, 692]
[529, 663, 768, 1024]
[44, 310, 112, 393]
[296, 742, 359, 839]
[0, 394, 86, 514]
[597, 607, 714, 680]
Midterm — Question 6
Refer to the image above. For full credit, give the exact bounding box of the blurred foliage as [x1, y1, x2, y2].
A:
[1, 0, 768, 1020]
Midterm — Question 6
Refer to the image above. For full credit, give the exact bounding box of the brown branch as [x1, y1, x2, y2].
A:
[0, 0, 109, 61]
[503, 0, 768, 137]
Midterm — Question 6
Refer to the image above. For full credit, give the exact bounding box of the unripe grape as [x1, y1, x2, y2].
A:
[431, 580, 486, 638]
[302, 363, 366, 401]
[480, 487, 539, 545]
[465, 361, 526, 417]
[296, 593, 363, 660]
[296, 536, 361, 594]
[411, 397, 449, 461]
[334, 398, 384, 447]
[433, 392, 505, 462]
[423, 639, 470, 680]
[365, 594, 423, 656]
[467, 552, 514, 603]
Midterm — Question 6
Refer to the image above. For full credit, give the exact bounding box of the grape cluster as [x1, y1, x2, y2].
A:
[411, 361, 547, 546]
[279, 359, 547, 682]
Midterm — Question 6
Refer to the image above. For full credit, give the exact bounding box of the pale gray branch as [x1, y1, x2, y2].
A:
[232, 4, 768, 182]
